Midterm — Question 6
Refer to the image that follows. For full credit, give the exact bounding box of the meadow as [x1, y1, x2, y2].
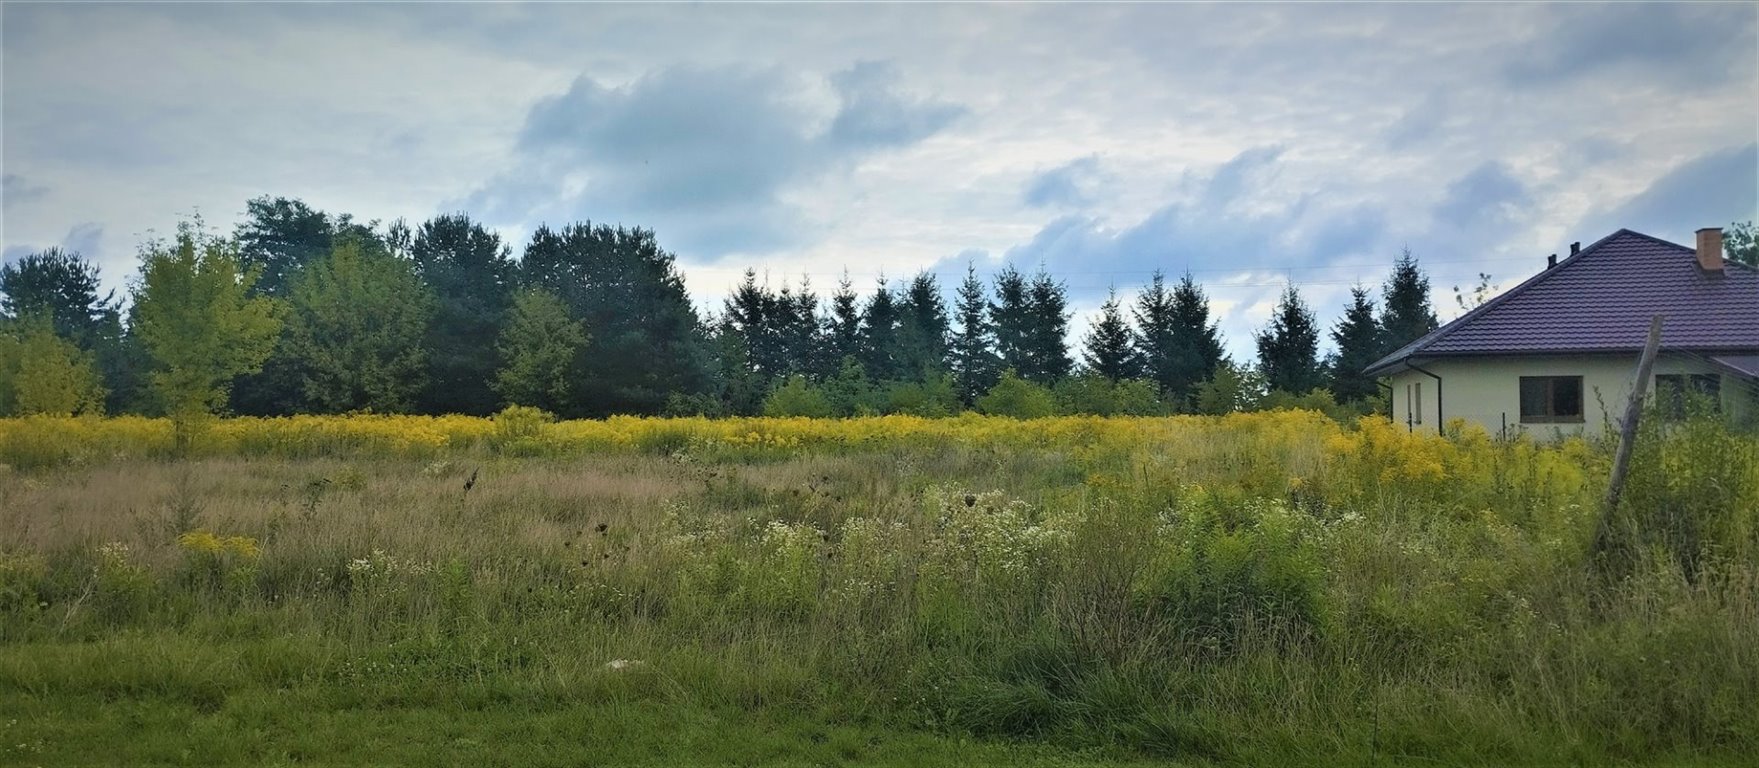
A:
[0, 410, 1755, 766]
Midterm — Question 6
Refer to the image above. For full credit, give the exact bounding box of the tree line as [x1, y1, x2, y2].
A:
[1, 196, 1458, 421]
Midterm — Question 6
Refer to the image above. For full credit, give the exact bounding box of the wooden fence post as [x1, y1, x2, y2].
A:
[1593, 315, 1663, 558]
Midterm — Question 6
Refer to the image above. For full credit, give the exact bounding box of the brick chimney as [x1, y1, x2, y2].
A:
[1696, 227, 1724, 272]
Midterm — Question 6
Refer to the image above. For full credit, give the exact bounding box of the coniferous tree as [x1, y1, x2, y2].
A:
[990, 266, 1032, 377]
[410, 213, 516, 416]
[1379, 248, 1438, 356]
[776, 280, 822, 380]
[825, 273, 863, 377]
[895, 272, 950, 380]
[1327, 287, 1383, 405]
[1169, 273, 1226, 400]
[1254, 285, 1322, 394]
[520, 222, 711, 417]
[860, 279, 901, 381]
[1081, 289, 1142, 382]
[1023, 270, 1073, 384]
[1133, 271, 1178, 397]
[949, 264, 999, 405]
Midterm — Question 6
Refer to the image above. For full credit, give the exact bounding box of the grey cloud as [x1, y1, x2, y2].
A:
[62, 222, 104, 257]
[3, 174, 50, 208]
[1023, 156, 1106, 209]
[1383, 93, 1448, 151]
[826, 61, 964, 150]
[1503, 4, 1755, 88]
[1578, 143, 1759, 243]
[471, 62, 963, 258]
[1432, 162, 1531, 232]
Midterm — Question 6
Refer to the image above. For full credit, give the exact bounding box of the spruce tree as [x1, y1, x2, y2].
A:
[1170, 273, 1226, 396]
[990, 266, 1031, 377]
[1024, 270, 1073, 384]
[1081, 289, 1142, 382]
[859, 279, 901, 382]
[1327, 286, 1383, 404]
[825, 273, 863, 376]
[895, 272, 950, 380]
[1254, 285, 1322, 394]
[1379, 248, 1438, 356]
[949, 264, 999, 405]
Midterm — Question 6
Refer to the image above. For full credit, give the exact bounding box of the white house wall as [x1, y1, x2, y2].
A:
[1384, 354, 1750, 439]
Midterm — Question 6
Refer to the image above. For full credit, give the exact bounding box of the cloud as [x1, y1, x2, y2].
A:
[1502, 4, 1756, 88]
[2, 174, 50, 209]
[61, 223, 104, 257]
[1023, 156, 1106, 208]
[467, 61, 963, 259]
[1577, 143, 1759, 243]
[1431, 162, 1531, 233]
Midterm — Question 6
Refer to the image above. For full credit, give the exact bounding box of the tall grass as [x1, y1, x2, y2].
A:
[1, 410, 1754, 764]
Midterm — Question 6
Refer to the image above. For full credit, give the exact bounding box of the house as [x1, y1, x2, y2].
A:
[1365, 227, 1758, 438]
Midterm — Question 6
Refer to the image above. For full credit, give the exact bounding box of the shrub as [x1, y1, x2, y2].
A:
[977, 370, 1057, 419]
[763, 376, 833, 418]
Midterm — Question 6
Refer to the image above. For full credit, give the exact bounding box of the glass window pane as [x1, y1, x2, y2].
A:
[1553, 377, 1583, 418]
[1519, 378, 1548, 419]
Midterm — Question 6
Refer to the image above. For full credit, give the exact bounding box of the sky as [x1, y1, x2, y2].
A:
[3, 2, 1756, 359]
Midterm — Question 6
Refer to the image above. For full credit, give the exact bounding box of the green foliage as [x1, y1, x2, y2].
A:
[132, 223, 282, 424]
[1326, 286, 1383, 404]
[977, 369, 1057, 418]
[1379, 248, 1439, 357]
[1135, 272, 1225, 407]
[763, 375, 834, 418]
[0, 247, 135, 412]
[860, 279, 902, 381]
[1194, 360, 1263, 415]
[1079, 290, 1142, 382]
[1052, 375, 1164, 416]
[883, 374, 960, 417]
[823, 357, 882, 417]
[949, 264, 999, 406]
[284, 239, 433, 413]
[494, 288, 588, 414]
[0, 316, 106, 416]
[521, 222, 710, 417]
[1254, 286, 1322, 394]
[895, 273, 951, 380]
[1727, 220, 1757, 268]
[411, 214, 517, 416]
[1605, 407, 1759, 578]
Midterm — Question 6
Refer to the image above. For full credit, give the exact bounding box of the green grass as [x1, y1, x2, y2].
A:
[1, 413, 1756, 765]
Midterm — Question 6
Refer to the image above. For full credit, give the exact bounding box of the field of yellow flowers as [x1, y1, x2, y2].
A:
[1, 410, 1755, 765]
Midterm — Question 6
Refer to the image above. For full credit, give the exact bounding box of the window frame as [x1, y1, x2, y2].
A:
[1655, 373, 1722, 419]
[1518, 375, 1585, 424]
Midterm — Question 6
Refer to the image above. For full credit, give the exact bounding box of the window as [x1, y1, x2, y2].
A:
[1519, 376, 1584, 423]
[1656, 373, 1721, 419]
[1413, 381, 1423, 425]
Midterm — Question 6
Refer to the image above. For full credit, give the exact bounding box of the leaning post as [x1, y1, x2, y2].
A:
[1593, 314, 1664, 558]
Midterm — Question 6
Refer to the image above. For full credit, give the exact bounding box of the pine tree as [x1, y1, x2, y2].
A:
[949, 264, 999, 405]
[1379, 248, 1438, 356]
[895, 272, 950, 380]
[1327, 286, 1383, 404]
[860, 279, 901, 381]
[1254, 285, 1322, 394]
[1081, 289, 1142, 382]
[1024, 270, 1073, 384]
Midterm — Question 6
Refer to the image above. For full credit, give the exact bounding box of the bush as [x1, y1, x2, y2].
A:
[977, 370, 1057, 419]
[763, 376, 834, 418]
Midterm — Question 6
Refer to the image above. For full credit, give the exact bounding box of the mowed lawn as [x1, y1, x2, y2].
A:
[1, 413, 1755, 765]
